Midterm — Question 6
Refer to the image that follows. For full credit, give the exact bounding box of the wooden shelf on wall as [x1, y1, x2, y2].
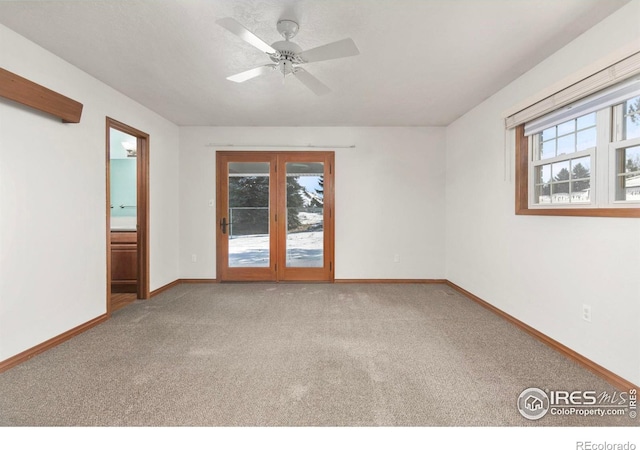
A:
[0, 67, 83, 123]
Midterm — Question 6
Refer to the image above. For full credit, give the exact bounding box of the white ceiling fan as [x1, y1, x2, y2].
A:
[216, 17, 360, 96]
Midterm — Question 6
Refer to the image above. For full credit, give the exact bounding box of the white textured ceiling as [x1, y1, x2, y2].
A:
[0, 0, 631, 126]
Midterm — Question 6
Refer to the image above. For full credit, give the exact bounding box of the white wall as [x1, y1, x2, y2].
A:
[179, 127, 446, 280]
[0, 24, 180, 361]
[446, 0, 640, 385]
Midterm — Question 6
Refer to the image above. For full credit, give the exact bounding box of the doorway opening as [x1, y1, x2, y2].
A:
[106, 118, 149, 313]
[216, 151, 334, 282]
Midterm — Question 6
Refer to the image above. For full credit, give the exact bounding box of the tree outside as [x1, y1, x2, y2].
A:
[571, 162, 590, 192]
[228, 174, 314, 235]
[310, 175, 324, 208]
[553, 167, 571, 194]
[286, 176, 305, 231]
[228, 175, 269, 235]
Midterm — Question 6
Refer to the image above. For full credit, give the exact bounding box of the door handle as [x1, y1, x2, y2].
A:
[220, 217, 229, 234]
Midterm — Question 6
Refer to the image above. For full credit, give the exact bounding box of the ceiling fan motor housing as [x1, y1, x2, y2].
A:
[270, 40, 304, 73]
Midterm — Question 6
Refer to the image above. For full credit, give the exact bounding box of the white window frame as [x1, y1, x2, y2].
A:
[527, 93, 640, 210]
[608, 137, 640, 207]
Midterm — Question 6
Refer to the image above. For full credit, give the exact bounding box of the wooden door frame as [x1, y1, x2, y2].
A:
[216, 150, 334, 282]
[216, 152, 278, 281]
[106, 117, 150, 315]
[276, 152, 334, 281]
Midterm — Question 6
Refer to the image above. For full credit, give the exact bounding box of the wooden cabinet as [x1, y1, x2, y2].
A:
[111, 231, 137, 293]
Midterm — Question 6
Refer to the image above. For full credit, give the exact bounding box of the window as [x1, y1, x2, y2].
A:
[612, 95, 640, 202]
[531, 112, 596, 206]
[515, 80, 640, 218]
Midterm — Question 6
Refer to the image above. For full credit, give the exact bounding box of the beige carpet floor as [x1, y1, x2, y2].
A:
[0, 283, 636, 426]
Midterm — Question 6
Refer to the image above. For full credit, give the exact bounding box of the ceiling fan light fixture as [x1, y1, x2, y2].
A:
[278, 60, 294, 76]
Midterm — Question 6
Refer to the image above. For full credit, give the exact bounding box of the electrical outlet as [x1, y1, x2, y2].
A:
[393, 254, 400, 263]
[208, 199, 214, 207]
[582, 304, 592, 323]
[191, 254, 197, 263]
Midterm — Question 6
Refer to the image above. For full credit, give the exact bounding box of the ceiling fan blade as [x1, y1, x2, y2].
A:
[227, 65, 276, 83]
[216, 17, 278, 55]
[297, 38, 360, 64]
[293, 69, 331, 96]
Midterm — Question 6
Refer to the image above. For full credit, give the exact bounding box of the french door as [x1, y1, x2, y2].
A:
[216, 151, 334, 281]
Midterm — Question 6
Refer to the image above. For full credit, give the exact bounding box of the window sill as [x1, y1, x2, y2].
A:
[516, 207, 640, 218]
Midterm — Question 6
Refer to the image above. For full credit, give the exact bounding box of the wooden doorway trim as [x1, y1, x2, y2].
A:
[106, 117, 150, 315]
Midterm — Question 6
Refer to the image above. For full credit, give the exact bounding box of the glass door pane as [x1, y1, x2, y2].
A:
[285, 162, 324, 268]
[228, 162, 270, 267]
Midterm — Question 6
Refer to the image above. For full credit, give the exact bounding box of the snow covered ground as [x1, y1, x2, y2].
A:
[229, 231, 324, 268]
[285, 231, 323, 267]
[295, 211, 323, 226]
[229, 234, 270, 267]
